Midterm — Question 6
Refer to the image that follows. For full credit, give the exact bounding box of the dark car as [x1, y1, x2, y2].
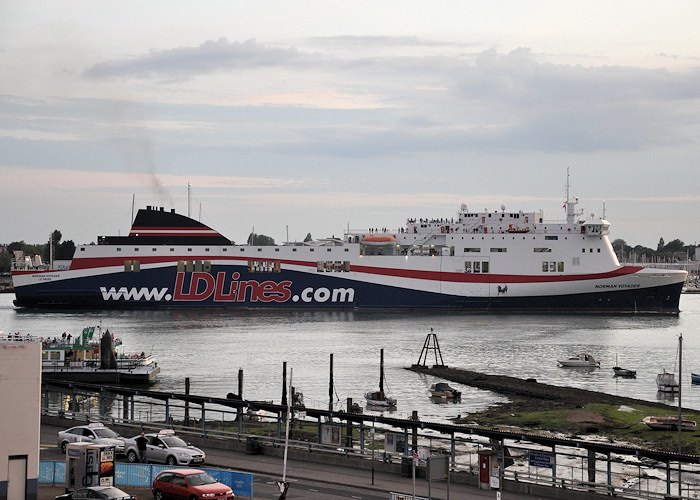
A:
[54, 486, 136, 500]
[152, 469, 234, 500]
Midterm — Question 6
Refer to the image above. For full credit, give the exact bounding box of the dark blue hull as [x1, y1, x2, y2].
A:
[12, 264, 684, 314]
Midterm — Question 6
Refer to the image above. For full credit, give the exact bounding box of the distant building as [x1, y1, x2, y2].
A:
[0, 334, 41, 500]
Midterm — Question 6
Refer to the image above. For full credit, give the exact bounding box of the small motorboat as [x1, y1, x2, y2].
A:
[429, 382, 461, 399]
[643, 415, 696, 431]
[656, 371, 679, 392]
[692, 373, 700, 384]
[558, 353, 600, 368]
[612, 366, 637, 378]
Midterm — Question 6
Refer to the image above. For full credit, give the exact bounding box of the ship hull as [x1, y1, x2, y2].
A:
[12, 262, 684, 313]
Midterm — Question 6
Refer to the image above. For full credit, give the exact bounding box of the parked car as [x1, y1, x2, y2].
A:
[124, 429, 205, 465]
[54, 486, 136, 500]
[152, 469, 234, 500]
[57, 423, 125, 455]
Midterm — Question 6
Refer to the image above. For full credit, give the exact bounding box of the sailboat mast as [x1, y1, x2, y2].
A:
[678, 333, 683, 497]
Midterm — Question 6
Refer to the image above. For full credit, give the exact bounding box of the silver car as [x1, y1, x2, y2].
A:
[57, 423, 125, 455]
[124, 430, 205, 465]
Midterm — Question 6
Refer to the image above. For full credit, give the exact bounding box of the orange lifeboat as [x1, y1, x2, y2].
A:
[362, 234, 396, 245]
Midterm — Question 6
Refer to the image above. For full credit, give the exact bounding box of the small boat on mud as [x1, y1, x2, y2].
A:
[558, 353, 600, 368]
[643, 415, 696, 431]
[429, 382, 461, 399]
[40, 325, 159, 385]
[691, 373, 700, 384]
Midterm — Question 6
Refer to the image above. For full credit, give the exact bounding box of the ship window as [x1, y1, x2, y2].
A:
[582, 248, 585, 253]
[257, 248, 262, 252]
[205, 248, 210, 252]
[152, 248, 157, 252]
[550, 262, 556, 272]
[240, 248, 245, 252]
[482, 261, 489, 273]
[490, 248, 506, 252]
[534, 248, 551, 253]
[317, 262, 324, 272]
[597, 248, 601, 253]
[170, 248, 175, 252]
[204, 261, 211, 272]
[133, 260, 140, 272]
[80, 248, 85, 252]
[344, 248, 349, 252]
[474, 261, 481, 273]
[558, 261, 564, 272]
[275, 248, 279, 252]
[327, 248, 332, 252]
[185, 261, 193, 273]
[343, 261, 350, 271]
[542, 262, 548, 272]
[195, 260, 203, 272]
[464, 248, 481, 252]
[545, 235, 558, 240]
[134, 248, 139, 251]
[124, 260, 132, 272]
[309, 249, 314, 252]
[293, 248, 297, 252]
[177, 261, 184, 272]
[188, 248, 192, 252]
[223, 248, 227, 252]
[117, 248, 122, 252]
[465, 262, 472, 273]
[590, 248, 593, 253]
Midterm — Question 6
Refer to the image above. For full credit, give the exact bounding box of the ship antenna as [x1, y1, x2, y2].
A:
[187, 183, 191, 218]
[131, 193, 135, 224]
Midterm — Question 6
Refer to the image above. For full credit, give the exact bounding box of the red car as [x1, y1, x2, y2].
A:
[152, 469, 234, 500]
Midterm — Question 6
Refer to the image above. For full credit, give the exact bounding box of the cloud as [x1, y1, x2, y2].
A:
[83, 38, 304, 81]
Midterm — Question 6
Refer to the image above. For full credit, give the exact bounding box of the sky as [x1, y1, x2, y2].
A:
[1, 1, 699, 249]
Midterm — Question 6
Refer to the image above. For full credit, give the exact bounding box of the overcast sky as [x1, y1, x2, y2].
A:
[1, 1, 699, 249]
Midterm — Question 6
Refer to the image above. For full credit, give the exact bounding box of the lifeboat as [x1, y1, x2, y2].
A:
[361, 234, 396, 246]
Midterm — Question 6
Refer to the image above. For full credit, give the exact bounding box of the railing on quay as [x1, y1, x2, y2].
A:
[42, 380, 700, 499]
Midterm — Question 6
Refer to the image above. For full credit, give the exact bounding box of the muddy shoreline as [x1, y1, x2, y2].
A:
[406, 364, 700, 453]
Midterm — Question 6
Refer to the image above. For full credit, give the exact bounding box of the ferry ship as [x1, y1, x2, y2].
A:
[11, 185, 686, 313]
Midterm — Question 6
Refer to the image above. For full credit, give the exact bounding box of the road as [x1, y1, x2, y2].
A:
[41, 423, 539, 499]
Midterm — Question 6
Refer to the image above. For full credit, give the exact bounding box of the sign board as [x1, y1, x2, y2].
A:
[320, 424, 341, 446]
[427, 455, 448, 481]
[528, 450, 555, 469]
[385, 432, 406, 453]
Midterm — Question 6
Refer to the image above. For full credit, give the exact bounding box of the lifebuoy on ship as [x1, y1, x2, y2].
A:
[441, 226, 445, 233]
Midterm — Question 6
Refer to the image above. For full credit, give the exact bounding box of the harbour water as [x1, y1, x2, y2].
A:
[2, 293, 700, 423]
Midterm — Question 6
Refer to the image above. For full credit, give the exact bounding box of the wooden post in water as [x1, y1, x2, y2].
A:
[282, 361, 287, 407]
[184, 377, 190, 426]
[411, 410, 418, 452]
[238, 368, 244, 399]
[379, 349, 384, 394]
[329, 353, 334, 413]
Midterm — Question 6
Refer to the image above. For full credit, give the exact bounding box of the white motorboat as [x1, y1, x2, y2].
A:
[558, 353, 600, 368]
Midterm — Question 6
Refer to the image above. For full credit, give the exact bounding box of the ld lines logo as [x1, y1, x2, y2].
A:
[100, 272, 356, 304]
